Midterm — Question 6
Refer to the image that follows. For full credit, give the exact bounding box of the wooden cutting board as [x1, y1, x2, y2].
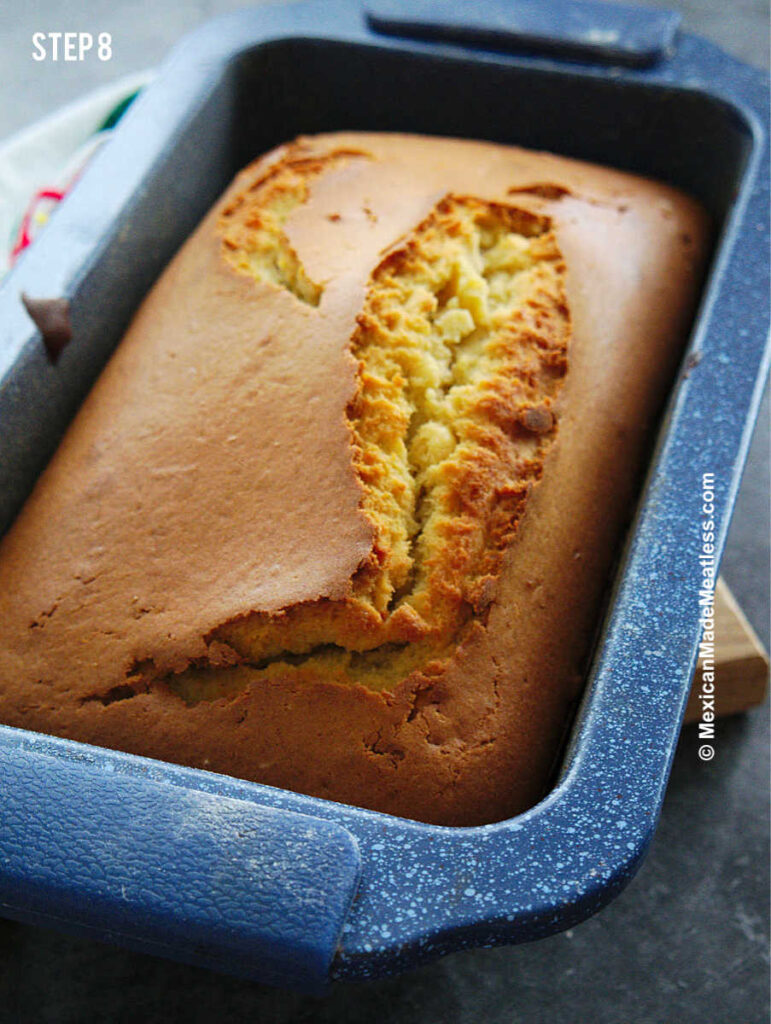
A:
[684, 576, 769, 723]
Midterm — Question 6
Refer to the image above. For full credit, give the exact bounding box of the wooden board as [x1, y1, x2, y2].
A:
[684, 576, 769, 723]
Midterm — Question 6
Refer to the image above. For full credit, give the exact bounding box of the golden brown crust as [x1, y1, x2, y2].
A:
[0, 133, 708, 824]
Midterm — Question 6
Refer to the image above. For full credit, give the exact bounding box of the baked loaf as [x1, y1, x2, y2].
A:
[0, 133, 707, 825]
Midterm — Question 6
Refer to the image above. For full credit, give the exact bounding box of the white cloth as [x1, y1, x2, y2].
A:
[0, 71, 153, 274]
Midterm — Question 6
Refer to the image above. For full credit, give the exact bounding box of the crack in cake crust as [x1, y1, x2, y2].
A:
[219, 147, 367, 306]
[164, 184, 571, 701]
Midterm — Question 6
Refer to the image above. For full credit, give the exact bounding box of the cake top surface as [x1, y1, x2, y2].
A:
[0, 133, 706, 703]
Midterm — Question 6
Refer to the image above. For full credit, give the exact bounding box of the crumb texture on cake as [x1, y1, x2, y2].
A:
[166, 157, 570, 703]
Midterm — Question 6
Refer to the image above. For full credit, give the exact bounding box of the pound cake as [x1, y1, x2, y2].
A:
[0, 133, 707, 825]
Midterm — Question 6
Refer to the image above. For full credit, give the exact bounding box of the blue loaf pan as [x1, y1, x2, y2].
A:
[0, 0, 768, 995]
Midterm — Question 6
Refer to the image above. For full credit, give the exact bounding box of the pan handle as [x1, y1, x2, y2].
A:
[0, 731, 361, 993]
[364, 0, 680, 68]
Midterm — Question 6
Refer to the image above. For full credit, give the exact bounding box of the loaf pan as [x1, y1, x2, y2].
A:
[0, 0, 767, 994]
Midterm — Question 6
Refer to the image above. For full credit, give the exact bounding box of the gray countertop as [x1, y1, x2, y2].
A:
[0, 1, 768, 1021]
